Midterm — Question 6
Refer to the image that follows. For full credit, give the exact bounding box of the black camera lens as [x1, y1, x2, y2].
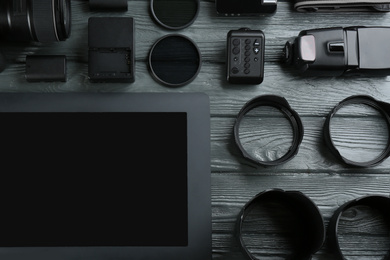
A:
[0, 0, 71, 43]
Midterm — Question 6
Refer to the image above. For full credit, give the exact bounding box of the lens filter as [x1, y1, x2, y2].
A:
[148, 34, 201, 87]
[150, 0, 200, 30]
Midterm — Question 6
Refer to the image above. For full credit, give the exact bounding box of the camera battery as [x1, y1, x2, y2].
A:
[88, 17, 135, 83]
[216, 0, 277, 15]
[25, 55, 67, 82]
[89, 0, 128, 11]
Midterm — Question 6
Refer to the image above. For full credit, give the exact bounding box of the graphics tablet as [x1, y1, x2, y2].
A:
[0, 92, 211, 260]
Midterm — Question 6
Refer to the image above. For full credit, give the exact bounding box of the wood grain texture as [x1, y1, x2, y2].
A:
[212, 174, 390, 259]
[0, 0, 389, 259]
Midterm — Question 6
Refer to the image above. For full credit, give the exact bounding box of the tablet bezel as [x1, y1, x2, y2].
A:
[0, 92, 211, 260]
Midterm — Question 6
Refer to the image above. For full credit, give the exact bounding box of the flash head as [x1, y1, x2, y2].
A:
[284, 26, 390, 76]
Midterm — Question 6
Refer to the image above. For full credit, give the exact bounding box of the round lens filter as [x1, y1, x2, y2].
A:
[148, 34, 202, 87]
[150, 0, 200, 30]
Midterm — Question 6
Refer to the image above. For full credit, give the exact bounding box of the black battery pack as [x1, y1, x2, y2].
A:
[89, 0, 128, 11]
[25, 55, 67, 82]
[88, 17, 135, 83]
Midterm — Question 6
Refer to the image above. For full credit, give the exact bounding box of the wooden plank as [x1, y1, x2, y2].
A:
[0, 0, 389, 259]
[0, 61, 389, 116]
[3, 1, 390, 61]
[211, 116, 390, 172]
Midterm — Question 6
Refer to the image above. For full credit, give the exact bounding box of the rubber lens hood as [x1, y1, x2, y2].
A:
[327, 195, 390, 260]
[236, 189, 326, 260]
[234, 95, 304, 166]
[323, 95, 390, 167]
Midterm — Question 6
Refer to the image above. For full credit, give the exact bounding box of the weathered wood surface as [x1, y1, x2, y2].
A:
[0, 0, 389, 259]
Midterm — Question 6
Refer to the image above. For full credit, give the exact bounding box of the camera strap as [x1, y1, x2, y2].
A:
[294, 0, 390, 12]
[233, 95, 304, 166]
[236, 189, 326, 260]
[328, 195, 390, 260]
[323, 95, 390, 167]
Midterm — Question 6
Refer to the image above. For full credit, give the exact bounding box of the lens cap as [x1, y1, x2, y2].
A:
[150, 0, 200, 30]
[148, 34, 202, 87]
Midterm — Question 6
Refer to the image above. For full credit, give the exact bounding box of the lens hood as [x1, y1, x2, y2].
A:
[328, 195, 390, 260]
[323, 95, 390, 167]
[236, 189, 326, 260]
[234, 95, 304, 166]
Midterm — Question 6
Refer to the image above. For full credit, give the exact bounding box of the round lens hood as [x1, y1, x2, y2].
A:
[234, 95, 304, 166]
[323, 95, 390, 167]
[236, 189, 326, 260]
[328, 195, 390, 260]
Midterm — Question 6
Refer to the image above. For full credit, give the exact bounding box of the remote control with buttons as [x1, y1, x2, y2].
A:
[227, 28, 265, 84]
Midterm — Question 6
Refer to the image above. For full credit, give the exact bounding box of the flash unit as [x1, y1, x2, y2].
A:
[284, 26, 390, 76]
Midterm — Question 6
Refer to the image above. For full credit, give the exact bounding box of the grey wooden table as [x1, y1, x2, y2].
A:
[0, 0, 389, 259]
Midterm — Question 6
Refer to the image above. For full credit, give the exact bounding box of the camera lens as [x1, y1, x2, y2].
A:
[0, 0, 71, 43]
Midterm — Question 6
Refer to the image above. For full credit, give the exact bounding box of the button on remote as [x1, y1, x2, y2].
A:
[233, 47, 240, 55]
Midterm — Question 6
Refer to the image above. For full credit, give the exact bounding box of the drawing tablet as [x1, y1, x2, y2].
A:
[0, 92, 211, 260]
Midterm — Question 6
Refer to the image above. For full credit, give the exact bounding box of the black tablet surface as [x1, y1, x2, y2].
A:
[0, 92, 211, 260]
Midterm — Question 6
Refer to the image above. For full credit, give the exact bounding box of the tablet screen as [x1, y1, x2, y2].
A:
[0, 112, 188, 247]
